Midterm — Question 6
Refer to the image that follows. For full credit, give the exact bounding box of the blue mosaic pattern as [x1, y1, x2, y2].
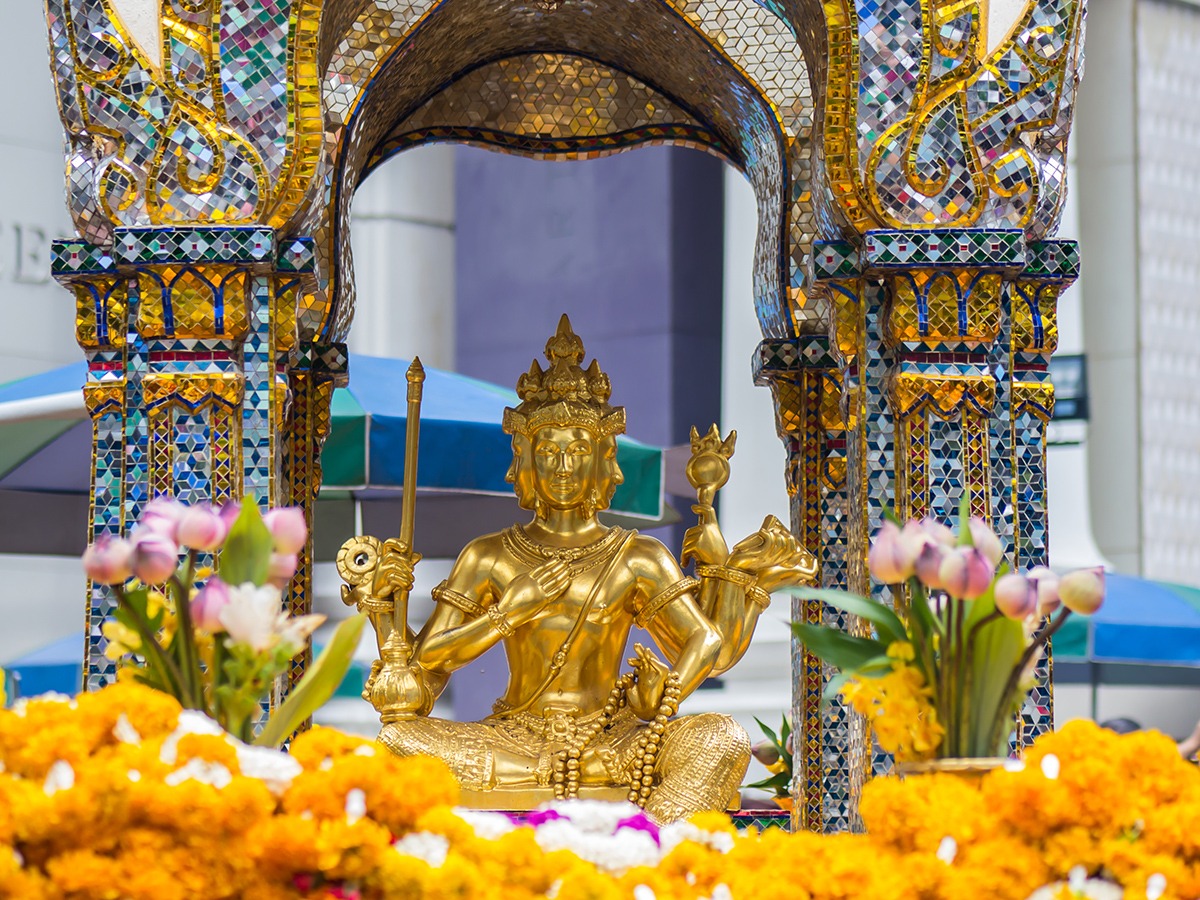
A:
[244, 274, 276, 505]
[172, 412, 213, 506]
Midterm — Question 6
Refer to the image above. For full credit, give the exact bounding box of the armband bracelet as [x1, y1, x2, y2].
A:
[695, 563, 755, 587]
[746, 585, 771, 610]
[432, 580, 486, 618]
[486, 604, 515, 637]
[636, 576, 700, 628]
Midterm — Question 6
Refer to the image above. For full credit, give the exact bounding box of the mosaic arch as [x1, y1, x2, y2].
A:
[45, 0, 1087, 833]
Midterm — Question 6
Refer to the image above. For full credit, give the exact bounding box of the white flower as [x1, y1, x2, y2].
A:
[236, 744, 302, 795]
[1025, 878, 1123, 900]
[113, 713, 141, 745]
[534, 817, 660, 875]
[218, 582, 325, 654]
[1041, 754, 1061, 780]
[346, 788, 367, 823]
[159, 710, 226, 765]
[453, 808, 516, 840]
[219, 583, 286, 652]
[660, 822, 735, 855]
[1004, 759, 1026, 773]
[43, 760, 75, 796]
[127, 770, 141, 782]
[1146, 873, 1167, 900]
[278, 614, 326, 654]
[353, 745, 377, 757]
[633, 886, 657, 900]
[394, 832, 449, 868]
[708, 886, 733, 900]
[165, 759, 233, 789]
[936, 836, 957, 865]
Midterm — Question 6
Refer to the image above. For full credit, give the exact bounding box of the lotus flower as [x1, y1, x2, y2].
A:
[82, 535, 134, 585]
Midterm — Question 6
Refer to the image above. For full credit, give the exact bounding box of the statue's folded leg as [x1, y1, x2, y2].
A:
[643, 713, 751, 823]
[379, 718, 503, 792]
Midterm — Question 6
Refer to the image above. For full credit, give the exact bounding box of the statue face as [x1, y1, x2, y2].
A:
[530, 426, 598, 512]
[506, 434, 537, 510]
[594, 434, 624, 510]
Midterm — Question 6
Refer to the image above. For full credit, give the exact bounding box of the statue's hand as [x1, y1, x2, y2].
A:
[726, 515, 799, 573]
[627, 643, 670, 721]
[754, 556, 819, 593]
[371, 540, 420, 598]
[499, 559, 570, 624]
[681, 504, 729, 567]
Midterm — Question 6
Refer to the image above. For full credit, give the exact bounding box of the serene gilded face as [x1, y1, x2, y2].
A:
[531, 426, 597, 511]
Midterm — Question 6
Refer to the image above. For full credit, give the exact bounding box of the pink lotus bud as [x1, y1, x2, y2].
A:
[267, 552, 299, 588]
[900, 520, 934, 556]
[176, 506, 228, 552]
[993, 573, 1037, 620]
[1059, 568, 1105, 616]
[1027, 566, 1061, 617]
[129, 531, 179, 584]
[138, 497, 186, 541]
[191, 578, 231, 632]
[751, 740, 781, 767]
[920, 517, 956, 547]
[967, 517, 1005, 566]
[914, 543, 946, 591]
[869, 522, 914, 584]
[938, 547, 995, 600]
[82, 535, 134, 585]
[264, 508, 308, 555]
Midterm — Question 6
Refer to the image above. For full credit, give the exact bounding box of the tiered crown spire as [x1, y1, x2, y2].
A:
[502, 314, 626, 438]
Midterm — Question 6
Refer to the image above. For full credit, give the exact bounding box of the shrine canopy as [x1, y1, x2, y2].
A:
[0, 354, 665, 521]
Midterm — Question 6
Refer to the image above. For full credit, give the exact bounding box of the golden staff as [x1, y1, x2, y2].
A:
[368, 358, 431, 722]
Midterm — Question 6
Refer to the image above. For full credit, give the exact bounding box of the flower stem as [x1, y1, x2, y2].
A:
[114, 585, 191, 705]
[986, 611, 1072, 754]
[954, 598, 966, 757]
[170, 550, 205, 713]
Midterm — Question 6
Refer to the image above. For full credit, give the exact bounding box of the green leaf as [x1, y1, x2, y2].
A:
[790, 587, 908, 647]
[254, 615, 367, 748]
[956, 496, 974, 547]
[753, 716, 780, 747]
[790, 622, 888, 672]
[745, 771, 790, 793]
[963, 586, 1026, 756]
[219, 500, 274, 587]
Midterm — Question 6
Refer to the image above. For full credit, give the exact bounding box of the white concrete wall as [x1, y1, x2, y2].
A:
[1076, 0, 1142, 575]
[0, 3, 80, 382]
[347, 146, 457, 370]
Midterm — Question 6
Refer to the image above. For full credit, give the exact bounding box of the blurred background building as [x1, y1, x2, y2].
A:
[3, 0, 1200, 767]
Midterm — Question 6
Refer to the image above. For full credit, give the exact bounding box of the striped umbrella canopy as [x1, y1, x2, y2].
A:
[0, 357, 667, 557]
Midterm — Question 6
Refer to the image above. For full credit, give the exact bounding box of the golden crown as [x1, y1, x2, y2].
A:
[502, 314, 626, 438]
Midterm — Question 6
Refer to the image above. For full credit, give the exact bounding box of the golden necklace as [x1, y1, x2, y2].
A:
[503, 524, 628, 577]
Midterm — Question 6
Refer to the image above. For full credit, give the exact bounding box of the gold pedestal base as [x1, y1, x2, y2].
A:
[458, 784, 743, 811]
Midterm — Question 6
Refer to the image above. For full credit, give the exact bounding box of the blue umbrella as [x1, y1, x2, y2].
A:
[0, 356, 664, 512]
[1056, 573, 1200, 666]
[0, 357, 671, 557]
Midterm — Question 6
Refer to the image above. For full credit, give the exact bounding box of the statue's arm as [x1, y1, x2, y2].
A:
[631, 539, 721, 702]
[414, 537, 570, 674]
[413, 539, 503, 674]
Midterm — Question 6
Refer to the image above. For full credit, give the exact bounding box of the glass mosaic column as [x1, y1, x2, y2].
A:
[51, 227, 319, 688]
[749, 245, 1081, 835]
[753, 336, 867, 832]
